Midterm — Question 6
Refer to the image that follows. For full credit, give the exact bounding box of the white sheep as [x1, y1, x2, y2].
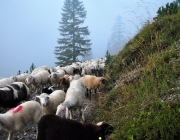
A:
[68, 74, 81, 82]
[56, 77, 86, 122]
[31, 65, 49, 75]
[48, 71, 65, 88]
[10, 73, 30, 83]
[81, 66, 92, 76]
[70, 62, 82, 75]
[48, 67, 57, 74]
[82, 75, 107, 100]
[98, 62, 105, 76]
[0, 77, 15, 88]
[36, 90, 65, 114]
[0, 100, 43, 140]
[25, 70, 51, 93]
[64, 65, 75, 75]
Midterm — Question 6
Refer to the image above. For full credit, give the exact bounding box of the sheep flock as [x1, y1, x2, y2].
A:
[0, 57, 114, 140]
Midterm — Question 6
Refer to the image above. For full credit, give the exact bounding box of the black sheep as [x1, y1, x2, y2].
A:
[37, 114, 114, 140]
[0, 82, 30, 110]
[41, 86, 55, 94]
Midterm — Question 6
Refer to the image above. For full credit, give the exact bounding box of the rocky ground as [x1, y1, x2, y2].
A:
[0, 92, 98, 140]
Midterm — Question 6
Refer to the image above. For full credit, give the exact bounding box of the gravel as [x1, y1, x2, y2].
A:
[0, 92, 97, 140]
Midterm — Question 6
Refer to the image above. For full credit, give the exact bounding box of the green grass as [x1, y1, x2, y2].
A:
[97, 12, 180, 139]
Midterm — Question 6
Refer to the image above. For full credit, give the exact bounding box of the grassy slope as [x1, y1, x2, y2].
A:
[97, 13, 180, 139]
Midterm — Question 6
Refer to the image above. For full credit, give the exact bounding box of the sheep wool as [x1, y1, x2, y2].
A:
[0, 100, 43, 140]
[56, 77, 86, 122]
[36, 90, 66, 114]
[0, 82, 30, 110]
[37, 114, 114, 140]
[82, 75, 107, 100]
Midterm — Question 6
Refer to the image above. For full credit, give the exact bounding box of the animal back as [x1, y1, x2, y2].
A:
[8, 105, 23, 113]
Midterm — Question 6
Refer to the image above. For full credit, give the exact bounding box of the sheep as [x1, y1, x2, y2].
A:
[10, 73, 30, 83]
[36, 90, 65, 114]
[41, 86, 55, 95]
[70, 62, 82, 75]
[0, 100, 43, 140]
[0, 77, 16, 88]
[82, 75, 107, 100]
[59, 74, 81, 92]
[57, 65, 75, 75]
[56, 77, 86, 122]
[48, 71, 65, 88]
[48, 67, 57, 74]
[36, 114, 114, 140]
[98, 62, 105, 76]
[25, 70, 51, 93]
[81, 66, 92, 76]
[31, 65, 49, 75]
[68, 74, 81, 82]
[0, 82, 30, 111]
[59, 75, 70, 92]
[89, 61, 99, 76]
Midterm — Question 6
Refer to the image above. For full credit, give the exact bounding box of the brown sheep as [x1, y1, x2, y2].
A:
[59, 74, 70, 92]
[82, 75, 107, 100]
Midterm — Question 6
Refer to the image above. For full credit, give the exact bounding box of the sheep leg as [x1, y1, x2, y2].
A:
[69, 110, 73, 120]
[95, 89, 97, 99]
[80, 108, 85, 123]
[89, 90, 92, 100]
[85, 89, 89, 98]
[7, 132, 12, 140]
[65, 107, 69, 119]
[20, 132, 24, 139]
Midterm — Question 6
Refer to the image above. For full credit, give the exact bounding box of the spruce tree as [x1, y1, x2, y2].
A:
[54, 0, 91, 66]
[157, 1, 179, 18]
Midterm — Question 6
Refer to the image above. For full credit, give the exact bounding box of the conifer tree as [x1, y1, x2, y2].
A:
[157, 1, 179, 18]
[54, 0, 91, 66]
[30, 63, 36, 73]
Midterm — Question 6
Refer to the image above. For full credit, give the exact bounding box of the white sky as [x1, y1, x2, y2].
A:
[0, 0, 173, 77]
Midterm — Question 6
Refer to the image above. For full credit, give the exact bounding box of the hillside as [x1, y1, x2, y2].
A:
[97, 12, 180, 139]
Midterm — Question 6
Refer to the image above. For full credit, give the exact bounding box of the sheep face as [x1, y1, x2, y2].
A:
[25, 76, 33, 85]
[98, 78, 107, 85]
[96, 122, 114, 139]
[52, 73, 57, 78]
[36, 94, 50, 107]
[56, 104, 65, 117]
[48, 72, 58, 79]
[81, 69, 86, 76]
[10, 76, 17, 82]
[48, 86, 55, 91]
[59, 77, 66, 85]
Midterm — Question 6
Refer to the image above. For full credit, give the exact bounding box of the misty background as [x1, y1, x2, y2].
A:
[0, 0, 173, 77]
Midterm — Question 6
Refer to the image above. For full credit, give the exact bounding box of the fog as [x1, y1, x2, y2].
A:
[0, 0, 172, 77]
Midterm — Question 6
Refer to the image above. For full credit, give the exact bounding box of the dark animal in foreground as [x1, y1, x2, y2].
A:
[36, 114, 114, 140]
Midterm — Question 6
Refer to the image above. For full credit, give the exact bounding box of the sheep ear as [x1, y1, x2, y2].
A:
[101, 78, 107, 84]
[35, 96, 40, 103]
[36, 96, 40, 99]
[96, 122, 103, 126]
